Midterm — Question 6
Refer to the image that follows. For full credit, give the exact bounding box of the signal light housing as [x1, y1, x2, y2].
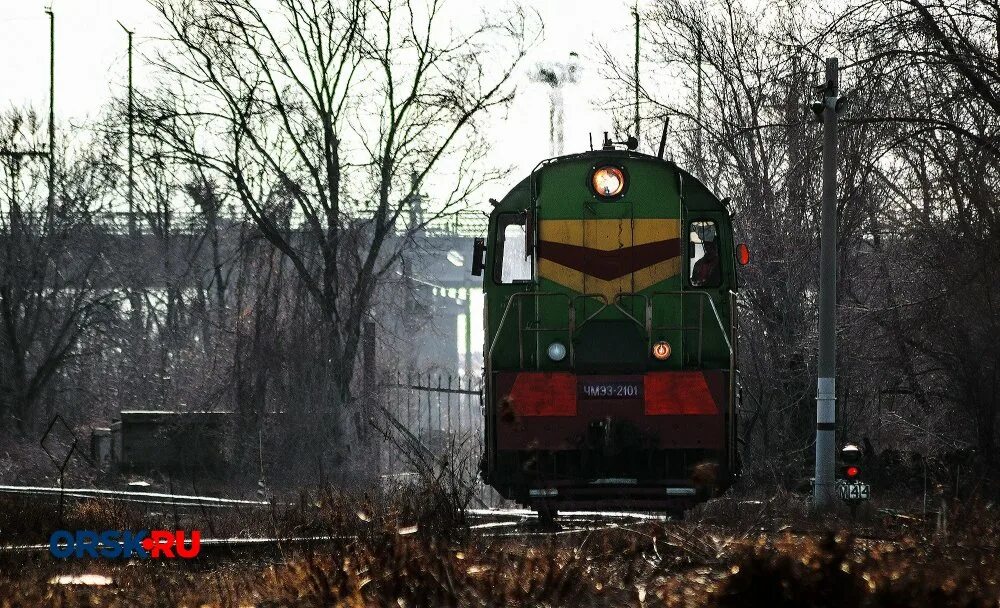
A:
[652, 341, 672, 360]
[592, 166, 626, 198]
[840, 443, 862, 480]
[737, 243, 750, 266]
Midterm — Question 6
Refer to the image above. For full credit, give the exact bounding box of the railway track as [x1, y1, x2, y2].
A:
[0, 484, 270, 509]
[5, 484, 904, 551]
[0, 484, 672, 524]
[0, 510, 661, 555]
[0, 483, 683, 554]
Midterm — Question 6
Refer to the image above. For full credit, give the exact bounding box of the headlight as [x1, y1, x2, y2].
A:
[652, 340, 672, 360]
[547, 341, 567, 361]
[592, 166, 625, 197]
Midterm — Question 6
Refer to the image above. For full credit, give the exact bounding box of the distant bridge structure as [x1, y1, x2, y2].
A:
[4, 208, 488, 374]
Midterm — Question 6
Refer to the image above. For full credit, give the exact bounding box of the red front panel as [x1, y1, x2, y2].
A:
[644, 371, 718, 415]
[506, 372, 577, 416]
[494, 371, 727, 450]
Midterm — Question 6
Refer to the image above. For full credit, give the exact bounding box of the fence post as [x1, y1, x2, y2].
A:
[447, 375, 453, 436]
[437, 375, 443, 432]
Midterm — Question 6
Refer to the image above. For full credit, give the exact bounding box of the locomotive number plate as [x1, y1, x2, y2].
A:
[838, 481, 870, 501]
[578, 381, 643, 399]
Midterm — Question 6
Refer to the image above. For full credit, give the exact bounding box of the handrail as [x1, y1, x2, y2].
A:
[572, 293, 612, 329]
[728, 289, 739, 477]
[487, 291, 573, 363]
[612, 293, 650, 334]
[489, 289, 733, 370]
[650, 291, 733, 356]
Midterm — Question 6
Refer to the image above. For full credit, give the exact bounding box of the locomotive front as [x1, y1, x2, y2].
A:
[473, 145, 739, 517]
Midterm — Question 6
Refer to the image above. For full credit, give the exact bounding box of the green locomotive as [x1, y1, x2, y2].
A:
[471, 136, 744, 517]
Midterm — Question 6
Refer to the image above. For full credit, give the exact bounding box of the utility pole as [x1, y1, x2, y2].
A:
[695, 27, 703, 176]
[118, 22, 142, 337]
[812, 57, 845, 511]
[46, 7, 55, 219]
[119, 22, 135, 237]
[633, 3, 640, 143]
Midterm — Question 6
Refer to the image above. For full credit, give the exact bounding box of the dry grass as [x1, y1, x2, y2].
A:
[1, 488, 998, 607]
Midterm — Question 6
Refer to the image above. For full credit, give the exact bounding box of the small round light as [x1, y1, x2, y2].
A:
[846, 466, 859, 479]
[547, 341, 567, 361]
[652, 341, 671, 360]
[592, 166, 625, 197]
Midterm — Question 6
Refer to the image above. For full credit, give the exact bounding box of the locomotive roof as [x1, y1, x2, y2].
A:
[496, 149, 727, 213]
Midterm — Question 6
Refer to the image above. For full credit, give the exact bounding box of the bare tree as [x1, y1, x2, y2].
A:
[136, 0, 534, 465]
[0, 109, 118, 431]
[833, 0, 1000, 466]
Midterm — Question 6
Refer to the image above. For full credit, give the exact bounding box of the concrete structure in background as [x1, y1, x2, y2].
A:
[113, 411, 231, 474]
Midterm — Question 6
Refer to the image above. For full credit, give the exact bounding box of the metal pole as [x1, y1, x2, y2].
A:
[119, 23, 135, 237]
[46, 8, 54, 219]
[464, 286, 472, 376]
[813, 57, 839, 511]
[695, 27, 703, 175]
[633, 3, 640, 141]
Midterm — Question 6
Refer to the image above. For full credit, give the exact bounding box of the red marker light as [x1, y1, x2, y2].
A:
[737, 243, 750, 266]
[846, 466, 859, 479]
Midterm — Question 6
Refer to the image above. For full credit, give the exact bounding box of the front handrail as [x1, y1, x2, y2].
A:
[487, 291, 574, 365]
[650, 291, 733, 356]
[488, 289, 733, 369]
[729, 290, 739, 473]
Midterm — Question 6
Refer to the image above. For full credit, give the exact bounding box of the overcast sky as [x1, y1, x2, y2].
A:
[2, 0, 644, 199]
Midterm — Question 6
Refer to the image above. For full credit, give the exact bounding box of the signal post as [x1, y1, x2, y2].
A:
[812, 58, 845, 511]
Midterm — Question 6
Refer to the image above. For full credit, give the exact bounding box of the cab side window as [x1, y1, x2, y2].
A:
[689, 219, 722, 287]
[494, 213, 532, 283]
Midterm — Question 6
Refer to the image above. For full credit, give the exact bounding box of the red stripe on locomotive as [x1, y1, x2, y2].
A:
[502, 371, 721, 417]
[643, 372, 718, 415]
[507, 372, 577, 416]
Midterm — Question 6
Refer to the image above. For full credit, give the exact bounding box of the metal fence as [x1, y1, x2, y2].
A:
[385, 373, 482, 441]
[377, 372, 503, 507]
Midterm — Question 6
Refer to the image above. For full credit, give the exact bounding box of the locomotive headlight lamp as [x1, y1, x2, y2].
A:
[592, 166, 625, 197]
[547, 341, 567, 362]
[652, 340, 672, 360]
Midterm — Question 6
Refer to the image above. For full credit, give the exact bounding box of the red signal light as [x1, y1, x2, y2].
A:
[737, 243, 750, 266]
[845, 466, 859, 479]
